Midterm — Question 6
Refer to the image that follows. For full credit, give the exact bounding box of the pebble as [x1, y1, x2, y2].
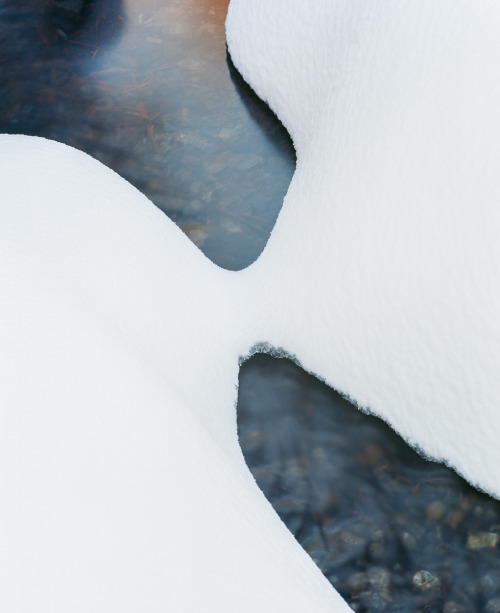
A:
[413, 570, 441, 590]
[478, 570, 500, 596]
[367, 566, 392, 594]
[401, 531, 417, 548]
[358, 442, 385, 466]
[184, 224, 208, 247]
[222, 219, 242, 234]
[484, 598, 500, 613]
[426, 500, 447, 522]
[466, 531, 499, 550]
[364, 591, 389, 610]
[345, 571, 370, 595]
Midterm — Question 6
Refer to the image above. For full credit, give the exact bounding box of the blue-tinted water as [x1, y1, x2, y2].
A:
[0, 0, 294, 270]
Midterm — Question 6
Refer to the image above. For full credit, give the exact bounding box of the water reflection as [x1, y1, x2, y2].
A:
[0, 0, 294, 269]
[238, 354, 500, 613]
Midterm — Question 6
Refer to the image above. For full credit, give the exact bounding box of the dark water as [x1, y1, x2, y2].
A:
[238, 355, 500, 612]
[2, 1, 500, 611]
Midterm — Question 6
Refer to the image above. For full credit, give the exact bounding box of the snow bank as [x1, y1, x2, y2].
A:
[0, 135, 347, 611]
[228, 0, 500, 499]
[2, 0, 500, 610]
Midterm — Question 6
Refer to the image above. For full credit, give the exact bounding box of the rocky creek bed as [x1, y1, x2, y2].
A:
[238, 354, 500, 613]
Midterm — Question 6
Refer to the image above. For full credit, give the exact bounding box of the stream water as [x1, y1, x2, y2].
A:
[239, 355, 500, 612]
[2, 1, 499, 611]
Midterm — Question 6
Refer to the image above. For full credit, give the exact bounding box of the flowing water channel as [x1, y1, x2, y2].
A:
[2, 1, 500, 611]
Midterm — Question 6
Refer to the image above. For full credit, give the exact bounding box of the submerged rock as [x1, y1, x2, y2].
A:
[466, 531, 499, 550]
[443, 601, 466, 613]
[413, 570, 441, 591]
[426, 500, 447, 522]
[478, 570, 500, 596]
[484, 599, 500, 613]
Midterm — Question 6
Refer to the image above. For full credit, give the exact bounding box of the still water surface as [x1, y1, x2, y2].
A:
[0, 0, 294, 270]
[2, 1, 500, 611]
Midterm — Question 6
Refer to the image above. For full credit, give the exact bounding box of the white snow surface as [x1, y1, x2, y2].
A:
[1, 0, 500, 611]
[0, 136, 346, 611]
[227, 0, 500, 497]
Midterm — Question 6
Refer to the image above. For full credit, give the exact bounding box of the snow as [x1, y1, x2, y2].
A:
[1, 1, 500, 611]
[0, 135, 346, 611]
[227, 0, 500, 498]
